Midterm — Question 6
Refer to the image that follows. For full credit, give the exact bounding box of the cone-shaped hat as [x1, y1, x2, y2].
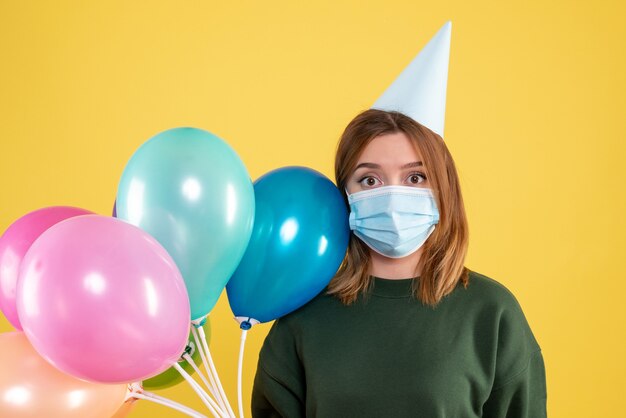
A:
[372, 21, 451, 137]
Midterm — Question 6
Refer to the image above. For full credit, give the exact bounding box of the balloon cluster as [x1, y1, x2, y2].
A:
[0, 127, 349, 417]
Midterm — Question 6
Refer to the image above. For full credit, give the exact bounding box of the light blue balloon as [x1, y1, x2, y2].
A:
[226, 166, 350, 325]
[116, 127, 255, 320]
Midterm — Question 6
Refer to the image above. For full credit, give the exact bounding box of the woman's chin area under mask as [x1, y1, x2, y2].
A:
[367, 244, 425, 280]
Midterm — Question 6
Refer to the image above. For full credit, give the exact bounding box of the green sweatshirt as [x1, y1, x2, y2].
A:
[251, 270, 547, 417]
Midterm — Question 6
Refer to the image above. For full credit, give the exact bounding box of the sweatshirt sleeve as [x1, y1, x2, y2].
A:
[482, 291, 548, 418]
[251, 317, 306, 418]
[482, 348, 548, 417]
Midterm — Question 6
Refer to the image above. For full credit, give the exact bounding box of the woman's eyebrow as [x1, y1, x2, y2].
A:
[354, 162, 381, 170]
[354, 161, 423, 170]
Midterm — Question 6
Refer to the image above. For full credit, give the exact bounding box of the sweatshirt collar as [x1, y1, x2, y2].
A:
[369, 275, 418, 298]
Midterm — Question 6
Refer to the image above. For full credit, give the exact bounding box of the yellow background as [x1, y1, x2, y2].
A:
[1, 1, 624, 417]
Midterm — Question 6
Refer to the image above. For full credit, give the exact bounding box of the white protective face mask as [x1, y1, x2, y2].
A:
[346, 185, 440, 258]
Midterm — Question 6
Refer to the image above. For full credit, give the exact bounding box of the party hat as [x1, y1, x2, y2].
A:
[372, 21, 451, 137]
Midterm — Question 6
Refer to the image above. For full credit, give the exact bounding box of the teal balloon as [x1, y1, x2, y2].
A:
[226, 166, 350, 324]
[116, 127, 255, 320]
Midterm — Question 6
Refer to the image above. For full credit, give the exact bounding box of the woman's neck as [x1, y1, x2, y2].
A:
[368, 247, 423, 280]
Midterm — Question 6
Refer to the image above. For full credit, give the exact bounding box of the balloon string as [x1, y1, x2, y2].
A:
[141, 390, 208, 418]
[194, 325, 237, 418]
[199, 325, 237, 418]
[191, 325, 231, 416]
[183, 352, 219, 400]
[130, 390, 207, 418]
[173, 362, 227, 418]
[238, 329, 248, 418]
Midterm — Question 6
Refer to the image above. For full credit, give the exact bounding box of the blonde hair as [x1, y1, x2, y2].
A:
[327, 109, 470, 307]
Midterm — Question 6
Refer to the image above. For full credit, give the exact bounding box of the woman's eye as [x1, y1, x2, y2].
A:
[407, 173, 426, 184]
[358, 176, 381, 187]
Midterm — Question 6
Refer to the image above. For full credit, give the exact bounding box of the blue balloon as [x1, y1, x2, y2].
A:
[226, 166, 350, 325]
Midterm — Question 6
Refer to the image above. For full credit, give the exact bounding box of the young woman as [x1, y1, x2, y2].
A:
[251, 109, 547, 418]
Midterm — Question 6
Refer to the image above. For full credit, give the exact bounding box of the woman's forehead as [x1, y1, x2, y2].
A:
[356, 132, 422, 165]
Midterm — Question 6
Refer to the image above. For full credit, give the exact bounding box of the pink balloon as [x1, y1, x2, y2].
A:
[0, 206, 93, 330]
[16, 215, 191, 384]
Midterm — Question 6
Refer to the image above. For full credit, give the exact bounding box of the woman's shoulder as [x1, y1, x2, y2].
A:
[463, 269, 526, 310]
[463, 269, 541, 350]
[273, 287, 343, 329]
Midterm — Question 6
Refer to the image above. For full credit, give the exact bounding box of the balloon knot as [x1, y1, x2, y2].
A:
[183, 343, 194, 356]
[191, 317, 207, 328]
